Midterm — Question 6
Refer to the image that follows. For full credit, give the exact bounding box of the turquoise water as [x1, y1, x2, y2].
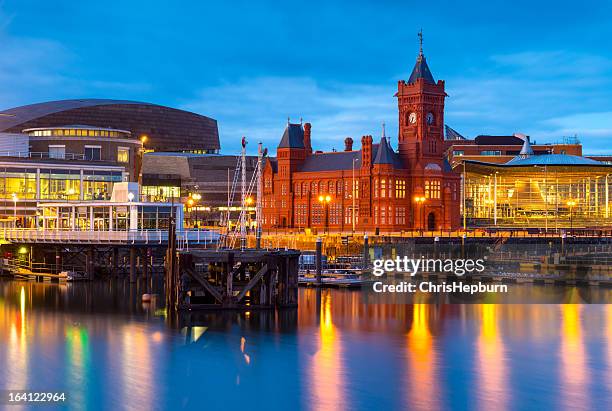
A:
[0, 279, 611, 410]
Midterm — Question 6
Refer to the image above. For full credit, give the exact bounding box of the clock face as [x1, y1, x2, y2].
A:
[426, 112, 434, 125]
[408, 112, 417, 124]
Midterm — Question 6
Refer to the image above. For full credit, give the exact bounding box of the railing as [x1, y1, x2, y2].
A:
[0, 151, 99, 161]
[0, 227, 220, 247]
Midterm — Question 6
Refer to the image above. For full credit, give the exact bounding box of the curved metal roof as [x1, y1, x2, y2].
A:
[0, 99, 219, 152]
[0, 99, 152, 131]
[505, 154, 604, 166]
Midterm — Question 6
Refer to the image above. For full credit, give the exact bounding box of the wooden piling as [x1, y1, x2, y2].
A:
[176, 248, 299, 310]
[129, 247, 137, 283]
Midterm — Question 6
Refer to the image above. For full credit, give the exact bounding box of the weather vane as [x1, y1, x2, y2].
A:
[418, 29, 423, 56]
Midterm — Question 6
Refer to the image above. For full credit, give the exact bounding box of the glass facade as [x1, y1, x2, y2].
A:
[0, 168, 37, 200]
[0, 165, 122, 201]
[464, 166, 612, 227]
[38, 205, 174, 231]
[141, 185, 181, 202]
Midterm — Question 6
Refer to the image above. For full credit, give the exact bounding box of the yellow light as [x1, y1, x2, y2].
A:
[187, 199, 194, 206]
[318, 195, 324, 202]
[140, 135, 148, 143]
[567, 200, 576, 207]
[245, 197, 254, 205]
[18, 246, 28, 254]
[67, 188, 75, 195]
[325, 195, 331, 202]
[192, 193, 202, 201]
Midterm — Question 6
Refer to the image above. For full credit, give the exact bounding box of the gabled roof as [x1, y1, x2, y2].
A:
[408, 55, 435, 84]
[373, 136, 403, 168]
[445, 125, 466, 140]
[300, 150, 362, 172]
[266, 157, 278, 173]
[278, 123, 305, 149]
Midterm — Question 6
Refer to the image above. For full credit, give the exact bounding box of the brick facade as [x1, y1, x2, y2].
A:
[262, 49, 460, 232]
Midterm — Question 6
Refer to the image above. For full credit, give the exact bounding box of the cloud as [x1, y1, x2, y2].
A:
[182, 77, 397, 154]
[0, 7, 152, 108]
[444, 50, 612, 146]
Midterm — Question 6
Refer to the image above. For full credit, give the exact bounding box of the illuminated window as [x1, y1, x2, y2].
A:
[395, 180, 406, 198]
[425, 180, 440, 199]
[395, 207, 406, 225]
[117, 147, 129, 163]
[381, 179, 386, 198]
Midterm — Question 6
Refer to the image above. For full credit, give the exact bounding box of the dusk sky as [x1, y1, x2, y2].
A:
[1, 0, 611, 154]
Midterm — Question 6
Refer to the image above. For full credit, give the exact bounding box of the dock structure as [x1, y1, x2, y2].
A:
[166, 248, 300, 310]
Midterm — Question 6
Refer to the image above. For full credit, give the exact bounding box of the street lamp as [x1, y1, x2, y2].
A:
[567, 199, 576, 235]
[318, 194, 332, 234]
[414, 195, 426, 233]
[191, 193, 202, 228]
[352, 158, 358, 233]
[11, 193, 18, 228]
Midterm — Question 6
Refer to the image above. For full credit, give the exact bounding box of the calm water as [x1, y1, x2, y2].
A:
[1, 279, 611, 411]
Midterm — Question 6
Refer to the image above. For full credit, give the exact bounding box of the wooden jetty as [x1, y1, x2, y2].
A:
[166, 249, 300, 310]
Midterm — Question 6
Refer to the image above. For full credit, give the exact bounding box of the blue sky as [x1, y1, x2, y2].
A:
[1, 0, 611, 154]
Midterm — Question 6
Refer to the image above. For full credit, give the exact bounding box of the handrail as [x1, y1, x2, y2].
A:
[0, 227, 220, 246]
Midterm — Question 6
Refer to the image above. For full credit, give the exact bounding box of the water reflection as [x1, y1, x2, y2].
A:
[0, 280, 610, 410]
[310, 290, 346, 410]
[477, 305, 508, 411]
[559, 305, 589, 410]
[405, 304, 439, 410]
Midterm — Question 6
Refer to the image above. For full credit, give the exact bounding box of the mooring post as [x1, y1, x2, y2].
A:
[112, 247, 119, 277]
[363, 235, 369, 268]
[142, 248, 149, 278]
[55, 247, 61, 274]
[316, 237, 322, 285]
[434, 236, 440, 258]
[86, 248, 94, 280]
[129, 247, 137, 283]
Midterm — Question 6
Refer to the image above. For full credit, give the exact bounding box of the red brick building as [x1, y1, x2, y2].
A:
[262, 46, 460, 232]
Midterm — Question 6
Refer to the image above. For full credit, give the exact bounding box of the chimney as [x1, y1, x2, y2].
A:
[303, 122, 312, 154]
[344, 137, 353, 151]
[361, 135, 373, 168]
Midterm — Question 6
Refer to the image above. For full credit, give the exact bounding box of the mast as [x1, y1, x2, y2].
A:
[256, 142, 263, 249]
[240, 136, 247, 250]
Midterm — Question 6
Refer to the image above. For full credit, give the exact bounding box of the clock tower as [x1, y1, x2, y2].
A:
[396, 31, 446, 171]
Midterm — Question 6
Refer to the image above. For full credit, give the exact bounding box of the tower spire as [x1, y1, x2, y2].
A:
[381, 122, 387, 139]
[418, 29, 423, 57]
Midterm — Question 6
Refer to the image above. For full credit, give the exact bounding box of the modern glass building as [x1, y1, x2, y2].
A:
[461, 153, 612, 229]
[0, 160, 125, 227]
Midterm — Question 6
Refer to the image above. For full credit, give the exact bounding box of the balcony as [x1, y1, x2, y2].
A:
[0, 151, 105, 161]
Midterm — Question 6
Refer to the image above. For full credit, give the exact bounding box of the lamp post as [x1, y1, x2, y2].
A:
[192, 193, 202, 228]
[245, 196, 254, 233]
[567, 199, 576, 236]
[352, 158, 358, 233]
[11, 193, 18, 228]
[414, 195, 426, 233]
[318, 195, 332, 235]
